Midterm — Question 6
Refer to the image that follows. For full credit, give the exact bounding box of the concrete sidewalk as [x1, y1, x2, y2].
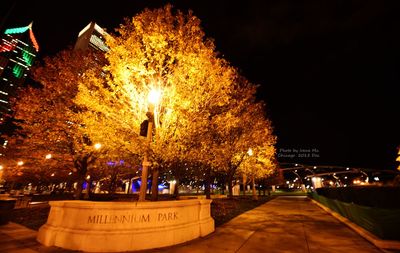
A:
[0, 196, 385, 253]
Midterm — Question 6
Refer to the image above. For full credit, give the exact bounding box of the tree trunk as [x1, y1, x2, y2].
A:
[151, 168, 159, 201]
[252, 175, 258, 200]
[127, 177, 135, 194]
[227, 164, 239, 198]
[74, 178, 84, 200]
[227, 172, 234, 198]
[108, 181, 113, 195]
[84, 179, 92, 200]
[73, 162, 87, 200]
[108, 171, 118, 195]
[204, 167, 211, 199]
[173, 178, 180, 199]
[10, 181, 15, 191]
[242, 174, 247, 196]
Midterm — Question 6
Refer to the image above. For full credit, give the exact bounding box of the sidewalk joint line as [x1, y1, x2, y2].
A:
[300, 202, 311, 253]
[234, 226, 264, 253]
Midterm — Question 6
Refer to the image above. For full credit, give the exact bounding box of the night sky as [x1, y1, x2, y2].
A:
[1, 0, 399, 170]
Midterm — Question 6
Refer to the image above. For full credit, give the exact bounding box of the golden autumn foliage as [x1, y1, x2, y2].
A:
[73, 5, 277, 198]
[238, 144, 277, 199]
[2, 49, 106, 197]
[75, 5, 237, 165]
[3, 5, 277, 199]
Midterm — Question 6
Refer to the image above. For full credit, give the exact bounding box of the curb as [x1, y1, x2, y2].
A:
[310, 198, 400, 251]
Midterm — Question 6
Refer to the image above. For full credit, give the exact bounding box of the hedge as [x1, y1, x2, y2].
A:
[310, 191, 400, 240]
[315, 186, 400, 208]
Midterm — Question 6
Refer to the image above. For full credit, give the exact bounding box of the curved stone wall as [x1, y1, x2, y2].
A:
[37, 199, 214, 252]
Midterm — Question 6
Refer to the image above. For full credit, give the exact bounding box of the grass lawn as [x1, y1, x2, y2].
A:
[11, 205, 50, 230]
[271, 190, 308, 196]
[211, 196, 275, 226]
[10, 195, 275, 230]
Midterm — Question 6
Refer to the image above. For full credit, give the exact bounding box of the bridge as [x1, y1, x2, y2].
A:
[278, 163, 399, 189]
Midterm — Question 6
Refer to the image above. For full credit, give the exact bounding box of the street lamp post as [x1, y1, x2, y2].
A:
[138, 89, 161, 202]
[138, 113, 153, 201]
[242, 148, 254, 195]
[45, 154, 53, 192]
[247, 148, 259, 200]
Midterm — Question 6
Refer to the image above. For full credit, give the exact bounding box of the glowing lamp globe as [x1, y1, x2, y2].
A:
[148, 89, 161, 105]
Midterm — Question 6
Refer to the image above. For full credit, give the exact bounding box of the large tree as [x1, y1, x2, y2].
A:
[204, 78, 276, 198]
[238, 145, 276, 200]
[74, 5, 240, 200]
[0, 137, 72, 191]
[5, 49, 106, 199]
[3, 5, 277, 201]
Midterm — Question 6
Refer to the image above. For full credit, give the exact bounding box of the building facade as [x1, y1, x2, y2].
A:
[74, 22, 109, 52]
[0, 22, 39, 123]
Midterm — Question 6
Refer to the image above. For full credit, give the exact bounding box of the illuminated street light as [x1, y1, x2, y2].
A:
[45, 154, 52, 159]
[17, 161, 24, 166]
[0, 165, 3, 170]
[246, 148, 256, 200]
[148, 89, 162, 105]
[139, 88, 162, 202]
[94, 143, 102, 150]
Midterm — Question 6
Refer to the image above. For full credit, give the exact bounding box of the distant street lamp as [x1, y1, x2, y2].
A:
[45, 154, 52, 159]
[248, 148, 259, 200]
[17, 161, 24, 166]
[242, 148, 253, 195]
[138, 89, 161, 202]
[94, 143, 102, 150]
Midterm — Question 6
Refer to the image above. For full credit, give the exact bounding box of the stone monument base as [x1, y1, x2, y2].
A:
[37, 199, 214, 252]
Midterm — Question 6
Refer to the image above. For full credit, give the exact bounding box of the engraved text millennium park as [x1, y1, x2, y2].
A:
[87, 212, 178, 224]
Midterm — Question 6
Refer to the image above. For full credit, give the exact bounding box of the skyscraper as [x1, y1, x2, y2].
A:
[0, 22, 39, 123]
[74, 22, 109, 52]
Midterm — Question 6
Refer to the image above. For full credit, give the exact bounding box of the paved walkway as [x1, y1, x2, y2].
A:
[0, 196, 384, 253]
